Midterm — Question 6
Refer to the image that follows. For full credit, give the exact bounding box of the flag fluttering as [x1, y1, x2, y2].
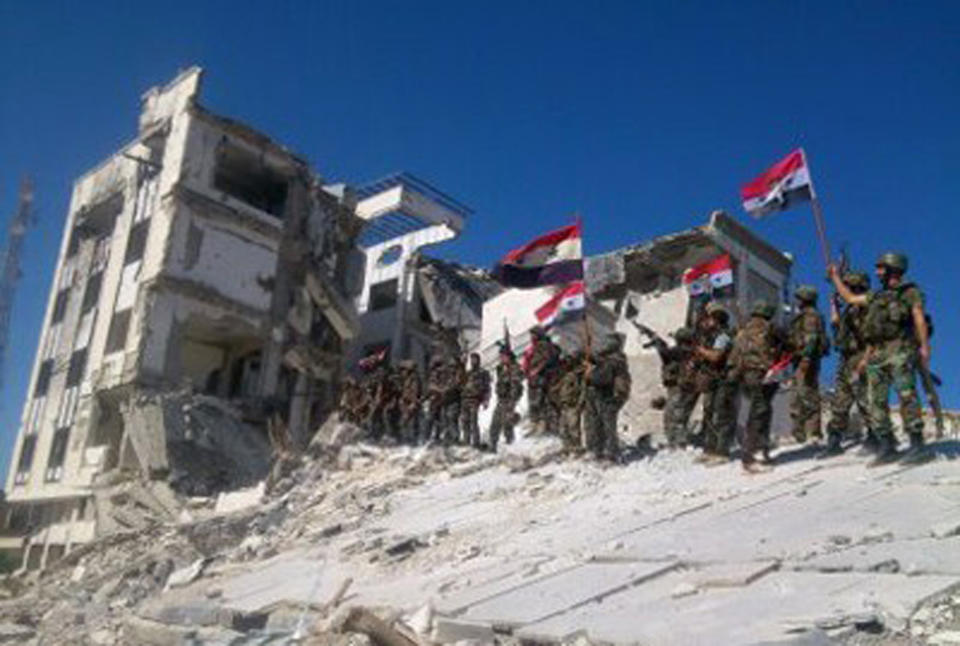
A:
[741, 149, 814, 218]
[492, 222, 583, 288]
[358, 348, 388, 371]
[683, 253, 734, 295]
[535, 281, 586, 328]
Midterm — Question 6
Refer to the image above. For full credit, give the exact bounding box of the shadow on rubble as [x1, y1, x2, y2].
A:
[927, 439, 960, 459]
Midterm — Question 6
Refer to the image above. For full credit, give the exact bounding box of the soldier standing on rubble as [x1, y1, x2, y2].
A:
[397, 360, 422, 443]
[460, 353, 491, 448]
[424, 356, 447, 443]
[553, 350, 587, 452]
[693, 303, 735, 463]
[442, 355, 466, 443]
[584, 333, 631, 461]
[634, 323, 696, 446]
[526, 327, 562, 434]
[489, 343, 524, 452]
[820, 271, 874, 458]
[787, 286, 829, 446]
[829, 252, 932, 465]
[727, 300, 785, 474]
[337, 376, 362, 426]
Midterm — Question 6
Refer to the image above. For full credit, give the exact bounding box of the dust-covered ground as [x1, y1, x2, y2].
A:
[2, 424, 959, 646]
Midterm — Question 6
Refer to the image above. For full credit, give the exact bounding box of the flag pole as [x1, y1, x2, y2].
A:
[802, 148, 832, 267]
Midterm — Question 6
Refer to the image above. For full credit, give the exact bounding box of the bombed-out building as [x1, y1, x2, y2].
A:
[1, 68, 383, 569]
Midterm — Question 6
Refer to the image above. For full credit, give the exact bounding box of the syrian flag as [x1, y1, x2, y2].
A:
[763, 354, 793, 385]
[493, 222, 583, 288]
[358, 347, 388, 371]
[683, 254, 734, 295]
[741, 149, 814, 218]
[535, 281, 586, 328]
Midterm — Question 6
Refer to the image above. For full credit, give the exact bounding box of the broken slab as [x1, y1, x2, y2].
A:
[214, 482, 266, 515]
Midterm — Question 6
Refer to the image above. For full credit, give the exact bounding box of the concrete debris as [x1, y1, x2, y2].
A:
[2, 426, 960, 646]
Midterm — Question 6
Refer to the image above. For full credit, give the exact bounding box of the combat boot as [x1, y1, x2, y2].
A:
[899, 432, 933, 465]
[816, 432, 844, 459]
[868, 434, 899, 467]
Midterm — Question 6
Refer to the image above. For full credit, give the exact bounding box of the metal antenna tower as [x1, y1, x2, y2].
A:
[0, 178, 35, 392]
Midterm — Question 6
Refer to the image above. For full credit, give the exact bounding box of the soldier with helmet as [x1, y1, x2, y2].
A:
[829, 252, 932, 465]
[692, 302, 735, 461]
[489, 343, 524, 451]
[820, 270, 873, 458]
[634, 322, 697, 446]
[787, 285, 830, 446]
[727, 299, 786, 473]
[583, 333, 631, 460]
[460, 353, 491, 448]
[526, 326, 562, 434]
[396, 360, 422, 443]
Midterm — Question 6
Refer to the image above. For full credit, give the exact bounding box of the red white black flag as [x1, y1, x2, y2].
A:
[535, 281, 586, 328]
[683, 254, 734, 295]
[492, 222, 583, 289]
[741, 149, 814, 218]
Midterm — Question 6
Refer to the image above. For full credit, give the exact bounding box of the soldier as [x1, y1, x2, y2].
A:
[583, 333, 631, 460]
[829, 252, 932, 465]
[396, 360, 422, 443]
[460, 353, 491, 448]
[635, 323, 696, 446]
[693, 303, 735, 462]
[552, 350, 587, 452]
[787, 286, 829, 446]
[727, 300, 784, 474]
[424, 356, 447, 442]
[489, 344, 524, 451]
[820, 271, 873, 458]
[443, 355, 466, 443]
[526, 327, 562, 434]
[361, 366, 387, 439]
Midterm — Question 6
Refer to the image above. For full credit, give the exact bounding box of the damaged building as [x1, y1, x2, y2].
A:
[0, 67, 374, 570]
[349, 173, 501, 367]
[480, 210, 793, 442]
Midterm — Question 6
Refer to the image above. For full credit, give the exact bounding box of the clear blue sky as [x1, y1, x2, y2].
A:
[1, 1, 957, 474]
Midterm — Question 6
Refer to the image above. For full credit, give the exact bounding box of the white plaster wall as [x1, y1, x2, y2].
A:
[166, 213, 276, 311]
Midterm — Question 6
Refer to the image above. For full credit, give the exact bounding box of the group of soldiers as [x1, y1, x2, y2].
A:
[337, 325, 632, 459]
[338, 250, 936, 473]
[641, 251, 937, 474]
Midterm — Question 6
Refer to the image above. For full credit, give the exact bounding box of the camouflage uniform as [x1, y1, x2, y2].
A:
[362, 367, 392, 439]
[584, 335, 631, 459]
[662, 328, 698, 448]
[728, 301, 784, 468]
[424, 358, 447, 442]
[527, 330, 562, 433]
[337, 377, 363, 426]
[863, 281, 925, 455]
[443, 357, 466, 443]
[460, 356, 491, 447]
[825, 273, 871, 454]
[787, 287, 828, 444]
[640, 326, 694, 445]
[696, 307, 735, 458]
[553, 353, 586, 450]
[397, 362, 422, 443]
[489, 352, 524, 451]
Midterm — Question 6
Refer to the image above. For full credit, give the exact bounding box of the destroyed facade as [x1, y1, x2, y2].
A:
[0, 69, 474, 571]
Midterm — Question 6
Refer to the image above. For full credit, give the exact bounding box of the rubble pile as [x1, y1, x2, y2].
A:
[1, 421, 958, 645]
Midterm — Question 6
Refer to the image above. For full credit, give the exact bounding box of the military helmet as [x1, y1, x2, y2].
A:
[842, 271, 870, 290]
[705, 301, 729, 321]
[530, 325, 546, 338]
[876, 252, 908, 273]
[673, 327, 694, 342]
[751, 299, 776, 319]
[794, 285, 818, 303]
